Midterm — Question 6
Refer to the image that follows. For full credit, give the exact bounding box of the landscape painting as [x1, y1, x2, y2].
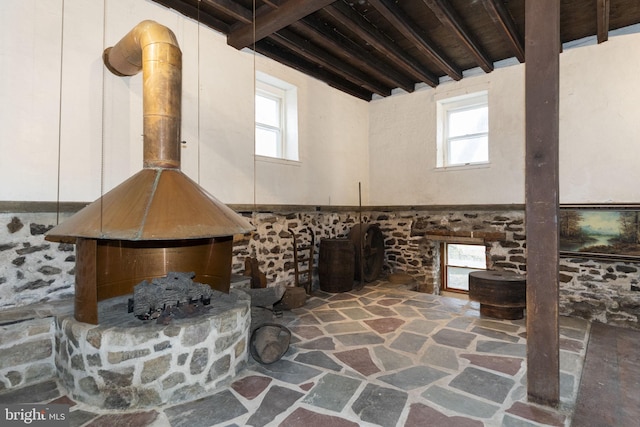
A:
[559, 207, 640, 260]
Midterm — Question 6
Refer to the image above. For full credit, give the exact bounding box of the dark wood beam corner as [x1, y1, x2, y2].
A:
[597, 0, 610, 44]
[227, 0, 336, 49]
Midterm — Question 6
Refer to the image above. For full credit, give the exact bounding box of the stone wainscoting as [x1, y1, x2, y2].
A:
[1, 205, 640, 331]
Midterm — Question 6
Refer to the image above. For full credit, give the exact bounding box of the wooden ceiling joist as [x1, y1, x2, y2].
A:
[202, 0, 252, 24]
[227, 0, 335, 49]
[482, 0, 525, 63]
[271, 29, 392, 97]
[326, 2, 438, 87]
[421, 0, 494, 73]
[597, 0, 611, 43]
[254, 40, 373, 100]
[369, 0, 462, 80]
[153, 0, 231, 33]
[292, 19, 416, 93]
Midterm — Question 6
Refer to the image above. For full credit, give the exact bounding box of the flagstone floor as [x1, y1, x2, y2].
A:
[0, 280, 589, 427]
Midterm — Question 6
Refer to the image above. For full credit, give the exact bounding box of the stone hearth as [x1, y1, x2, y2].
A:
[55, 289, 250, 409]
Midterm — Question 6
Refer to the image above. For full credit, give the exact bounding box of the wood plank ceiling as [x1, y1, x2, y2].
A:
[150, 0, 640, 101]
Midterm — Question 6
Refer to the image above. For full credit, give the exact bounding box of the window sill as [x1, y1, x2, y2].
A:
[435, 162, 490, 172]
[255, 155, 301, 166]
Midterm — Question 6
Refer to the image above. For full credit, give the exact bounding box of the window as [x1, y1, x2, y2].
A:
[442, 243, 487, 293]
[437, 91, 488, 167]
[255, 72, 298, 161]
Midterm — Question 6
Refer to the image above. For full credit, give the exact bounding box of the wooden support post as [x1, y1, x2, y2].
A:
[525, 0, 561, 407]
[75, 238, 98, 324]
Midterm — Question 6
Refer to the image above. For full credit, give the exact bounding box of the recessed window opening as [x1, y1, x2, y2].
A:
[437, 91, 488, 168]
[442, 242, 487, 293]
[255, 72, 298, 161]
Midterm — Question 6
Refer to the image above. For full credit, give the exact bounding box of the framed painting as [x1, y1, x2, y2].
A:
[559, 205, 640, 261]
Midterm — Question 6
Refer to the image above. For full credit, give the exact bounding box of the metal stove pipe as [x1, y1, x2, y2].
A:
[103, 20, 181, 169]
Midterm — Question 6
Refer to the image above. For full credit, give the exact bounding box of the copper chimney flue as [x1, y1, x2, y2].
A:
[46, 21, 254, 324]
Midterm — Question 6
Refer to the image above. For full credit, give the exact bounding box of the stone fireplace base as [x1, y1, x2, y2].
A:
[55, 289, 250, 409]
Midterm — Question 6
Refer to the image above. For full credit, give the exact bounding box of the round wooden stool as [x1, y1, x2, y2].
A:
[468, 270, 526, 320]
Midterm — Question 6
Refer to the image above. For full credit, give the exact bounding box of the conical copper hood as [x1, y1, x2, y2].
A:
[46, 20, 254, 242]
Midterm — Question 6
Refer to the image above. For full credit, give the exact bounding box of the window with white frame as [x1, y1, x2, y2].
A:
[441, 242, 487, 293]
[255, 72, 298, 161]
[437, 91, 488, 167]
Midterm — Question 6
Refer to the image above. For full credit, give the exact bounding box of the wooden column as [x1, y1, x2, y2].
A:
[75, 238, 98, 324]
[525, 0, 560, 406]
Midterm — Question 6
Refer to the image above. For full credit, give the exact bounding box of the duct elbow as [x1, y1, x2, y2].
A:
[103, 20, 180, 77]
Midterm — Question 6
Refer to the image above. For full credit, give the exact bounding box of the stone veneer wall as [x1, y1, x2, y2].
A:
[2, 207, 640, 329]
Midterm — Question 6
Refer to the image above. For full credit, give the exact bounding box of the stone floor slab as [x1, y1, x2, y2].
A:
[334, 332, 385, 346]
[302, 372, 361, 412]
[471, 326, 521, 343]
[372, 345, 413, 371]
[390, 331, 428, 354]
[279, 407, 359, 427]
[476, 340, 527, 357]
[334, 348, 380, 376]
[449, 366, 516, 403]
[402, 318, 440, 335]
[0, 380, 60, 403]
[340, 307, 373, 320]
[422, 384, 499, 419]
[252, 359, 322, 384]
[288, 325, 325, 340]
[84, 411, 159, 427]
[378, 365, 449, 390]
[461, 353, 524, 376]
[164, 389, 247, 427]
[294, 350, 342, 371]
[405, 403, 484, 427]
[351, 383, 407, 427]
[420, 344, 460, 370]
[313, 310, 347, 323]
[324, 321, 367, 335]
[363, 317, 405, 334]
[230, 375, 272, 400]
[245, 385, 304, 427]
[506, 402, 565, 426]
[296, 337, 335, 350]
[431, 328, 477, 349]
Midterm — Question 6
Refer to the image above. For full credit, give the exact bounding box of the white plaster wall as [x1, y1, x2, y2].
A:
[369, 31, 640, 205]
[0, 0, 369, 206]
[559, 34, 640, 204]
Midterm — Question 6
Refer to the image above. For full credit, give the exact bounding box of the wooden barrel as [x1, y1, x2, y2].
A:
[469, 270, 527, 320]
[318, 238, 355, 293]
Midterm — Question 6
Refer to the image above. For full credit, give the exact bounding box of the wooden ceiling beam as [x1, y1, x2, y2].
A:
[292, 19, 416, 93]
[201, 0, 252, 24]
[254, 41, 373, 100]
[482, 0, 525, 63]
[271, 29, 393, 97]
[421, 0, 494, 73]
[227, 0, 335, 49]
[597, 0, 610, 43]
[368, 0, 462, 80]
[152, 0, 231, 33]
[325, 1, 438, 87]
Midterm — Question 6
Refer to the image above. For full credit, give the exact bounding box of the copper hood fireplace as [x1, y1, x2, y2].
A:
[46, 21, 254, 324]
